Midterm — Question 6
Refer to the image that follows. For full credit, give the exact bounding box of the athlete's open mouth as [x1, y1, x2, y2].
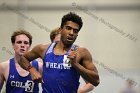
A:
[67, 37, 74, 41]
[20, 49, 25, 52]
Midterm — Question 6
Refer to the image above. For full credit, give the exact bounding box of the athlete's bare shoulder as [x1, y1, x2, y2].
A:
[76, 46, 92, 62]
[0, 60, 9, 70]
[0, 60, 10, 80]
[77, 46, 90, 56]
[31, 43, 51, 59]
[32, 43, 49, 52]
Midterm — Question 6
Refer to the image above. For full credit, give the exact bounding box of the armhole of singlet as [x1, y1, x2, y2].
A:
[7, 58, 14, 83]
[43, 42, 56, 60]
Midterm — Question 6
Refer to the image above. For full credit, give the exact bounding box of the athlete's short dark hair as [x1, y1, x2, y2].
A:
[61, 12, 83, 31]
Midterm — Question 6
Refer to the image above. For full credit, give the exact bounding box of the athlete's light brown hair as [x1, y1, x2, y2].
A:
[11, 29, 32, 45]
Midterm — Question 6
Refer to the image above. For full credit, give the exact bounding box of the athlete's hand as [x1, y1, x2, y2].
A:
[18, 56, 31, 71]
[29, 67, 43, 83]
[77, 87, 85, 93]
[67, 46, 79, 66]
[67, 50, 77, 63]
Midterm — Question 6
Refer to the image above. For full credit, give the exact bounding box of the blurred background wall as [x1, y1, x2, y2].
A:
[0, 0, 140, 93]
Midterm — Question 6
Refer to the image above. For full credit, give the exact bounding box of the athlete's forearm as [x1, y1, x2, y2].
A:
[72, 63, 99, 86]
[19, 56, 42, 82]
[78, 83, 94, 93]
[0, 80, 4, 92]
[18, 56, 32, 71]
[82, 83, 94, 92]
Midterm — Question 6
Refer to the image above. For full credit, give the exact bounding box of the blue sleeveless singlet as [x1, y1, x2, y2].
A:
[42, 43, 80, 93]
[6, 58, 39, 93]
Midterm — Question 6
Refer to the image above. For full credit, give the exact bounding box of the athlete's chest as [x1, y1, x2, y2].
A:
[15, 63, 30, 77]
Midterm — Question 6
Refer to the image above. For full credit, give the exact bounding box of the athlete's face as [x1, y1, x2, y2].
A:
[12, 34, 31, 56]
[61, 21, 79, 45]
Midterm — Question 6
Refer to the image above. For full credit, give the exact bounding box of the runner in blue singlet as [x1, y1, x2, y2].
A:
[18, 12, 100, 93]
[0, 30, 42, 93]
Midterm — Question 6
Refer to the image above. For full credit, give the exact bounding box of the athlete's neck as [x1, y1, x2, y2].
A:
[58, 41, 72, 50]
[54, 42, 72, 55]
[14, 54, 22, 63]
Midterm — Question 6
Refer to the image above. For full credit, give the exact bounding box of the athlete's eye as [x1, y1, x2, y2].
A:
[65, 26, 72, 30]
[24, 41, 29, 45]
[16, 41, 22, 44]
[16, 41, 29, 45]
[65, 26, 79, 33]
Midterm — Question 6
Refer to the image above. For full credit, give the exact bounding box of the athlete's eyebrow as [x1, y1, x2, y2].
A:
[65, 26, 79, 33]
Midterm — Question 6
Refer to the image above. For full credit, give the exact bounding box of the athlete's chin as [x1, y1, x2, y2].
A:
[66, 39, 75, 44]
[18, 52, 25, 56]
[65, 42, 74, 46]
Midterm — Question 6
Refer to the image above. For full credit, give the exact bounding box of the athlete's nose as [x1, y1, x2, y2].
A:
[21, 42, 25, 48]
[69, 29, 74, 36]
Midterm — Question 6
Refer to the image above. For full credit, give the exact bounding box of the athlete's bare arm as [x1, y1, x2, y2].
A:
[68, 47, 100, 86]
[0, 61, 9, 92]
[78, 79, 94, 93]
[18, 44, 49, 82]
